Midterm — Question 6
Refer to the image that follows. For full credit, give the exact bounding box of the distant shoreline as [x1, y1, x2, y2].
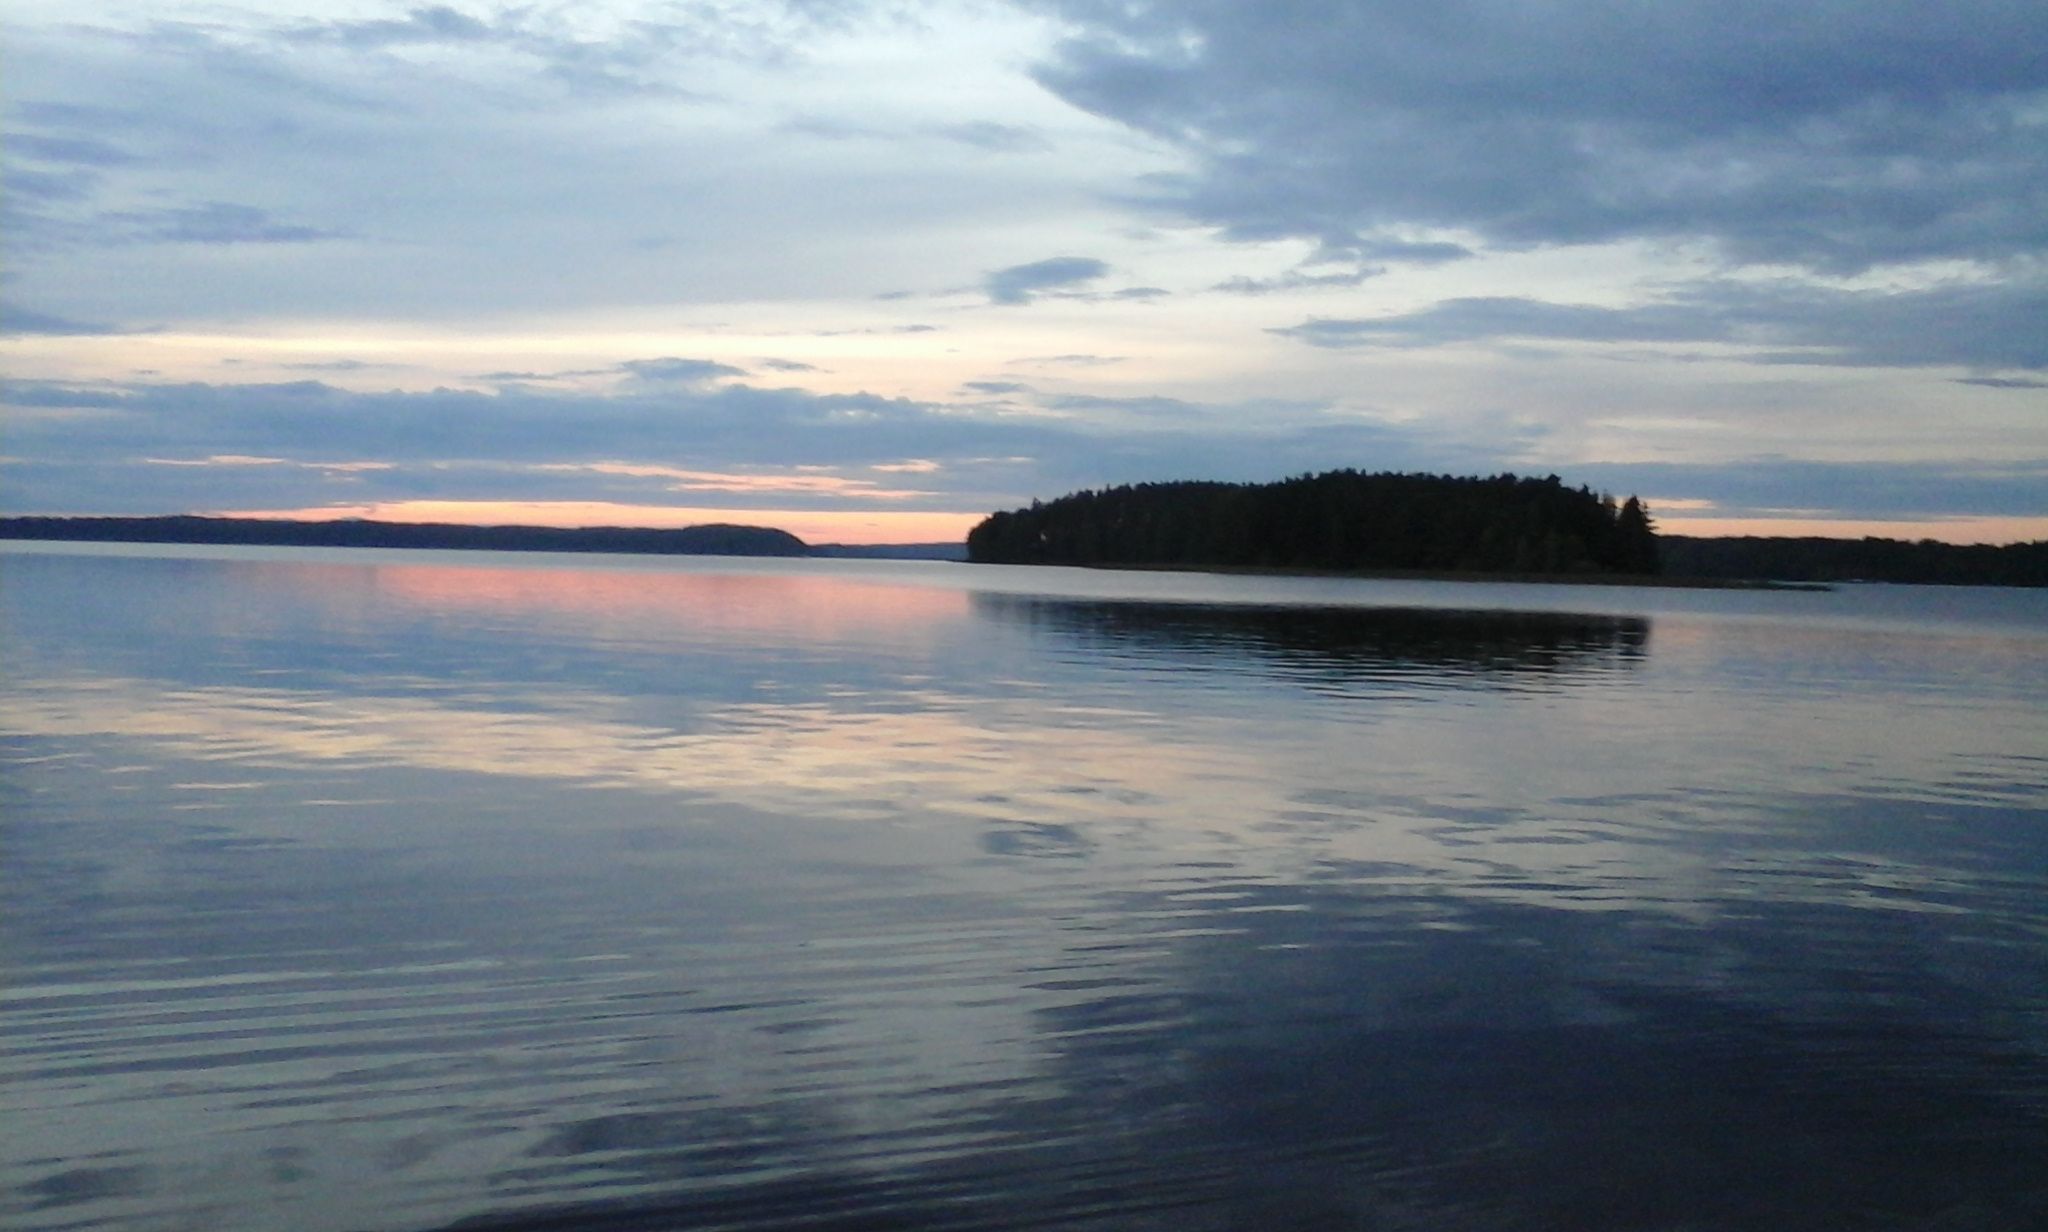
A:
[0, 515, 968, 561]
[1069, 560, 1834, 591]
[9, 515, 2044, 586]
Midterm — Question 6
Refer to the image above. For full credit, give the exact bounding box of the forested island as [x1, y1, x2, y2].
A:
[967, 472, 1662, 576]
[0, 516, 808, 557]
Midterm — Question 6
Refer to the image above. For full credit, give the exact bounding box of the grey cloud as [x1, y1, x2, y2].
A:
[0, 374, 1482, 519]
[759, 358, 822, 373]
[1347, 238, 1473, 265]
[780, 116, 884, 141]
[1045, 392, 1206, 418]
[1956, 376, 2048, 390]
[109, 202, 348, 245]
[4, 115, 138, 256]
[291, 6, 495, 48]
[985, 257, 1111, 305]
[1277, 298, 1716, 349]
[0, 378, 1038, 476]
[932, 122, 1052, 153]
[2, 166, 98, 207]
[281, 359, 402, 372]
[962, 381, 1033, 394]
[10, 372, 2020, 525]
[279, 5, 716, 101]
[1274, 279, 2048, 371]
[1030, 0, 2048, 273]
[1015, 354, 1125, 366]
[1213, 267, 1380, 296]
[621, 357, 750, 384]
[7, 133, 141, 167]
[804, 324, 940, 338]
[1572, 458, 2048, 521]
[4, 382, 131, 408]
[1, 303, 127, 337]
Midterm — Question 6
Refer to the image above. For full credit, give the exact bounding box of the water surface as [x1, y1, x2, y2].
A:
[4, 544, 2047, 1230]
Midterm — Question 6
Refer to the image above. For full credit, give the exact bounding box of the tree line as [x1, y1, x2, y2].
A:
[0, 516, 809, 557]
[966, 471, 1661, 575]
[1660, 536, 2048, 587]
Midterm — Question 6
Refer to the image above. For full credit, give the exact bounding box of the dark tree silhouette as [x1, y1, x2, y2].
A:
[1614, 496, 1660, 575]
[967, 472, 1663, 576]
[1659, 536, 2048, 587]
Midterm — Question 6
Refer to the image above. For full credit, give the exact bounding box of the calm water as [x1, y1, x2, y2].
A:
[5, 543, 2047, 1231]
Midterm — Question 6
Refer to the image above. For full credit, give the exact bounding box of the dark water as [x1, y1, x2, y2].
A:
[4, 544, 2047, 1231]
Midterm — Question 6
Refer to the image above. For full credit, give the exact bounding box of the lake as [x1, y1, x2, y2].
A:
[4, 542, 2047, 1231]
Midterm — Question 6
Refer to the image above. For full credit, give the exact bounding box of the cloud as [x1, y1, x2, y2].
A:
[0, 302, 127, 336]
[1043, 392, 1208, 419]
[1030, 0, 2048, 272]
[932, 122, 1052, 153]
[276, 3, 726, 100]
[530, 462, 932, 500]
[1276, 298, 1716, 349]
[1014, 354, 1124, 367]
[985, 256, 1111, 305]
[142, 453, 394, 473]
[6, 133, 140, 167]
[1213, 268, 1380, 296]
[106, 202, 349, 245]
[144, 454, 287, 467]
[1956, 376, 2048, 390]
[0, 370, 1487, 520]
[620, 357, 750, 385]
[758, 358, 821, 373]
[281, 359, 400, 372]
[287, 5, 495, 49]
[1344, 237, 1473, 265]
[0, 375, 1043, 477]
[9, 365, 2034, 527]
[1273, 278, 2048, 371]
[0, 5, 1018, 322]
[1572, 458, 2048, 521]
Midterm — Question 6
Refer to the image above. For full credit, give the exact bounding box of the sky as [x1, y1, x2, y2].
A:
[4, 0, 2045, 544]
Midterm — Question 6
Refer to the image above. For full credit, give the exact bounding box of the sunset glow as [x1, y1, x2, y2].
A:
[220, 501, 985, 545]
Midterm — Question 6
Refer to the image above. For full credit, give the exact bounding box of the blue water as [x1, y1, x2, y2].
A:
[4, 543, 2047, 1230]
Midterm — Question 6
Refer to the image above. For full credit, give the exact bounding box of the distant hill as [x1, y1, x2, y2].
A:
[968, 472, 1661, 576]
[809, 542, 969, 561]
[0, 516, 809, 557]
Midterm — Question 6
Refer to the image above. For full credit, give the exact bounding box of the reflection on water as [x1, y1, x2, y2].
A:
[4, 545, 2048, 1231]
[978, 593, 1650, 685]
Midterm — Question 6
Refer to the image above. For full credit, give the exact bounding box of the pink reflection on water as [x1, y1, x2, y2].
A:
[292, 558, 974, 644]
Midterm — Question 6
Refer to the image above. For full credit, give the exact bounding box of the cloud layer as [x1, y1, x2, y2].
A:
[6, 365, 2036, 531]
[1032, 0, 2048, 272]
[3, 0, 2043, 541]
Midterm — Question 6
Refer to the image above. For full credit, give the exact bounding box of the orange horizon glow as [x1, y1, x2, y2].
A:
[363, 561, 971, 633]
[212, 500, 987, 545]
